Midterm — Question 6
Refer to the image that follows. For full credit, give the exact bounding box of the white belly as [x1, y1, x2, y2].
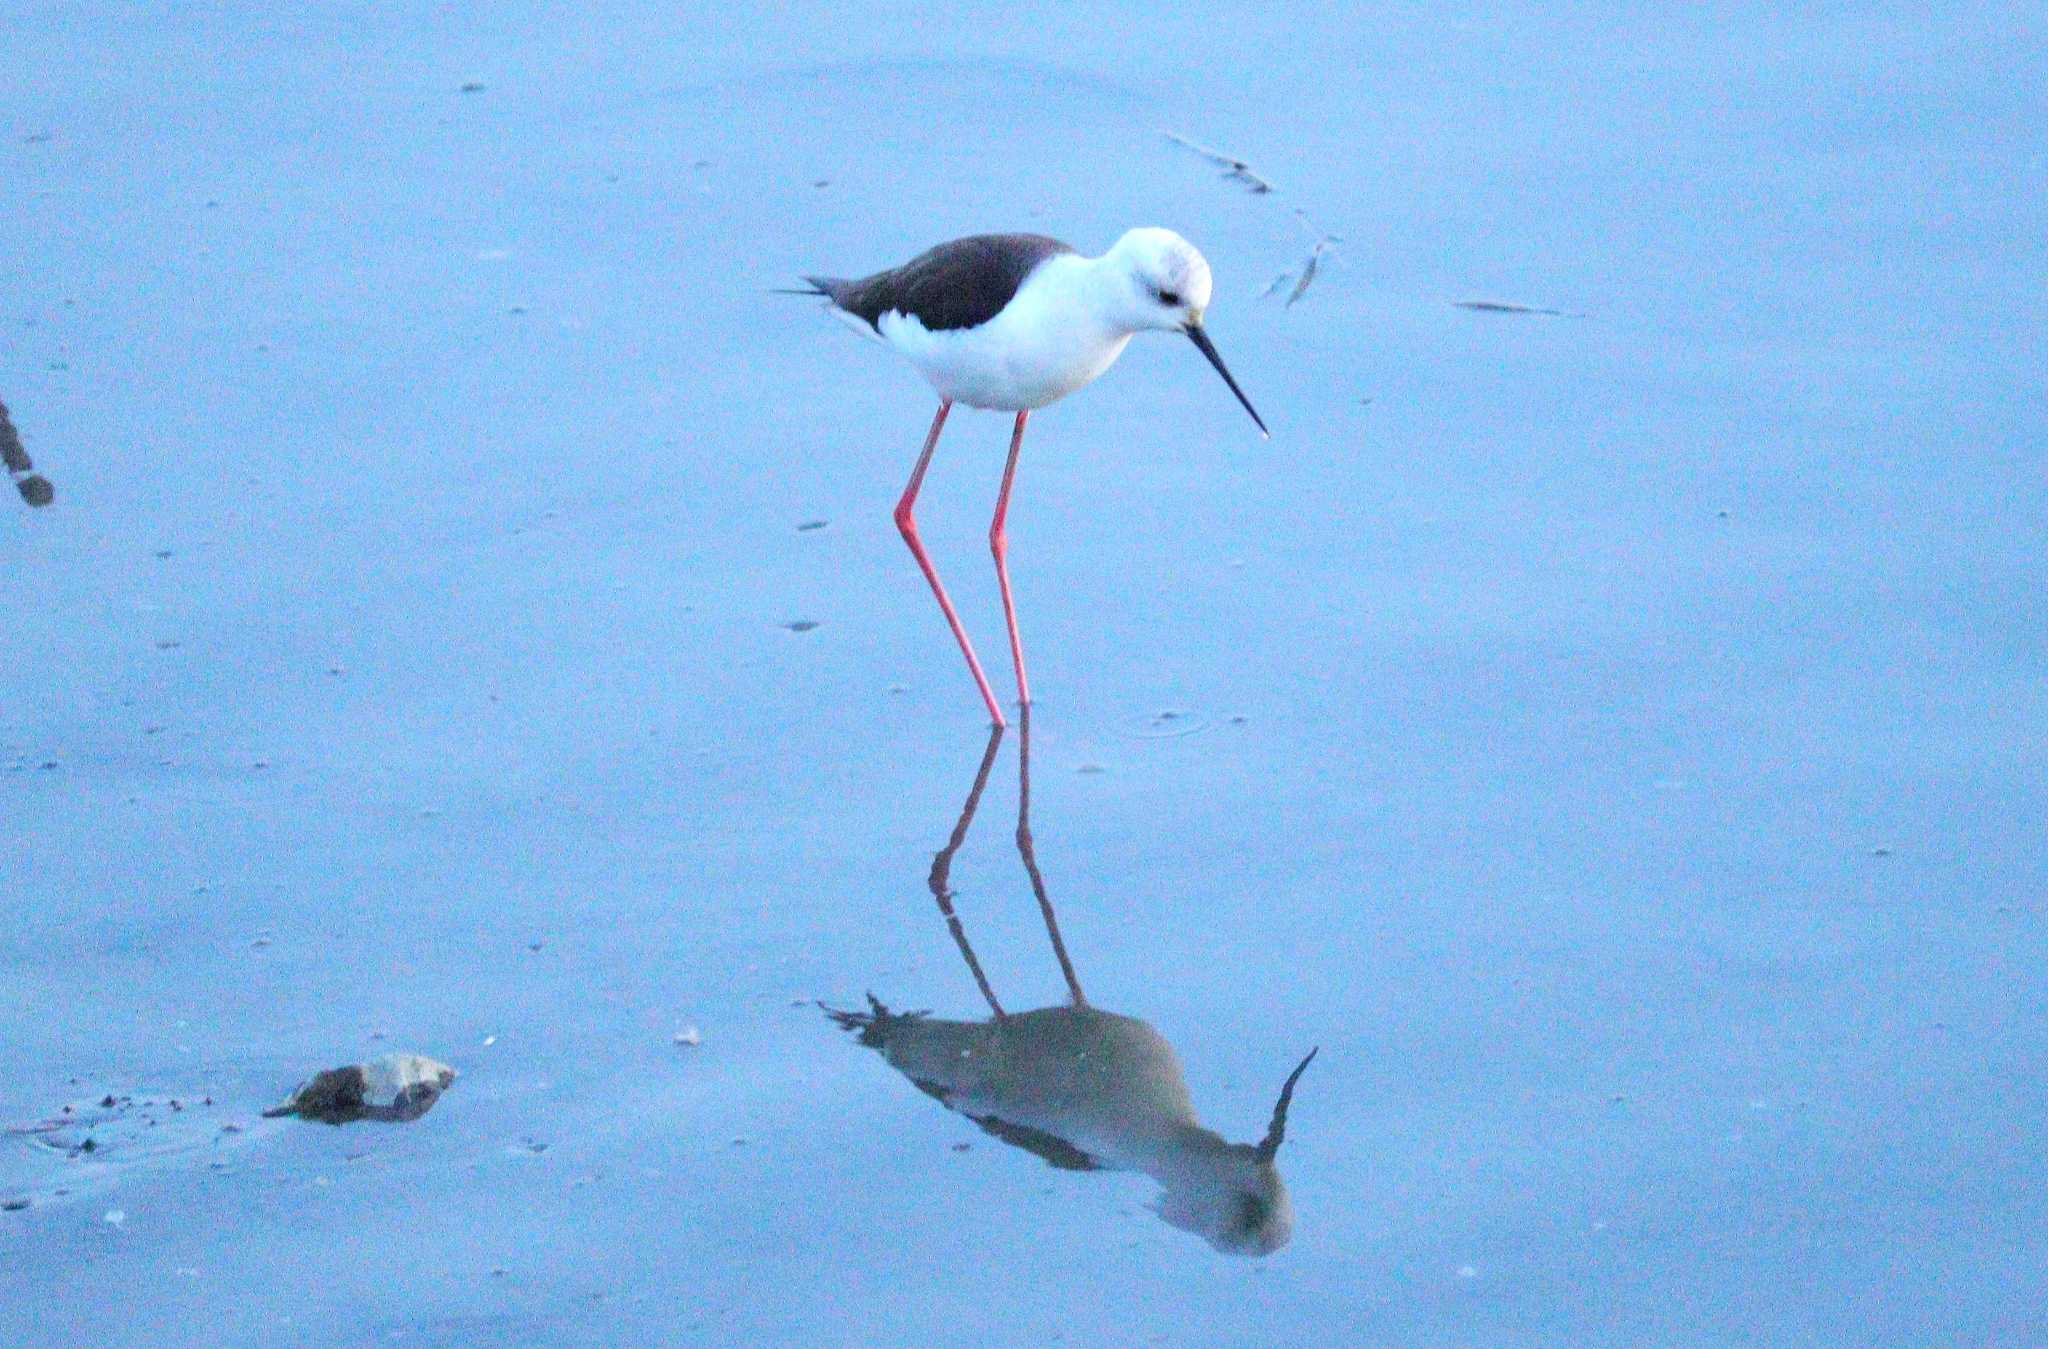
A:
[876, 258, 1135, 411]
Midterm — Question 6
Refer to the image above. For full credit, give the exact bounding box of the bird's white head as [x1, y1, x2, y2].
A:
[1101, 227, 1215, 332]
[1096, 227, 1268, 437]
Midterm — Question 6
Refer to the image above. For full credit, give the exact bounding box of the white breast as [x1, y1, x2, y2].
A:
[877, 255, 1134, 411]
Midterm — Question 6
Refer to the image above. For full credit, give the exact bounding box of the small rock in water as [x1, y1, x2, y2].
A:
[263, 1053, 457, 1125]
[2, 1197, 28, 1211]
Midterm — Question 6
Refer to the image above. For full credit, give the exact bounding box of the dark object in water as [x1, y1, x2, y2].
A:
[1163, 131, 1274, 195]
[1260, 214, 1342, 311]
[263, 1053, 456, 1125]
[1285, 242, 1328, 308]
[0, 399, 54, 507]
[1454, 299, 1570, 316]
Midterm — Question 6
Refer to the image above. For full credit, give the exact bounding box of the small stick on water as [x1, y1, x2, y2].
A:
[1286, 241, 1330, 308]
[1454, 299, 1573, 317]
[1290, 206, 1341, 246]
[1163, 136, 1342, 310]
[1162, 131, 1275, 195]
[0, 399, 54, 507]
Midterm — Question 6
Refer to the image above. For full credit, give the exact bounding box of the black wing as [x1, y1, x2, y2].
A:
[903, 1077, 1104, 1172]
[963, 1112, 1103, 1172]
[807, 233, 1075, 334]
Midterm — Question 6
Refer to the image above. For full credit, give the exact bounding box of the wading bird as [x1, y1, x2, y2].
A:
[788, 230, 1266, 726]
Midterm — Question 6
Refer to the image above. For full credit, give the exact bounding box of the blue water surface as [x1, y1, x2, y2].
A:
[3, 4, 2044, 1344]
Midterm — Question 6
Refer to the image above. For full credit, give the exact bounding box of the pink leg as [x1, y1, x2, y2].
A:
[896, 400, 1006, 728]
[989, 410, 1032, 709]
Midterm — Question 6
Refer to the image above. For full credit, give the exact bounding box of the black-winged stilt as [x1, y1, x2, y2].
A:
[788, 229, 1267, 726]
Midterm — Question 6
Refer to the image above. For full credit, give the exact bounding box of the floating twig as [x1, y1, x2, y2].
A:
[1289, 206, 1340, 246]
[1163, 136, 1344, 311]
[1162, 131, 1275, 195]
[1453, 299, 1572, 317]
[1285, 241, 1331, 308]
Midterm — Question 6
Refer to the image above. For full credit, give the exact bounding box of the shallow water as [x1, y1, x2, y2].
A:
[4, 4, 2045, 1345]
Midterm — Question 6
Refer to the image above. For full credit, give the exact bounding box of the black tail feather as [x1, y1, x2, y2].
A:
[820, 993, 928, 1048]
[774, 274, 848, 300]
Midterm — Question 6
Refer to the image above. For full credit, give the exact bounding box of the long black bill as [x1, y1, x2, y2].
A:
[1185, 322, 1269, 438]
[1255, 1046, 1319, 1162]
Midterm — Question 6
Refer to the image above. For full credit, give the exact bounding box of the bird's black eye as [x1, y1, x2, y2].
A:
[1157, 289, 1182, 307]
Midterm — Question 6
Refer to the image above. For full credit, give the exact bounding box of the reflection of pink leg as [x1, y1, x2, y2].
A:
[1015, 705, 1085, 1007]
[895, 401, 1004, 727]
[927, 723, 1008, 1018]
[989, 410, 1032, 711]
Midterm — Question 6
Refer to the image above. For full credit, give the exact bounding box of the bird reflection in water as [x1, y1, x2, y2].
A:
[826, 711, 1316, 1256]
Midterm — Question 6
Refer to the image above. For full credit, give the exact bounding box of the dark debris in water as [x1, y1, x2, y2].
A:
[1454, 299, 1573, 317]
[1163, 131, 1274, 195]
[0, 397, 54, 508]
[796, 520, 828, 532]
[264, 1053, 456, 1125]
[1273, 212, 1342, 309]
[783, 620, 820, 633]
[4, 1091, 220, 1160]
[1126, 709, 1211, 740]
[1283, 242, 1329, 308]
